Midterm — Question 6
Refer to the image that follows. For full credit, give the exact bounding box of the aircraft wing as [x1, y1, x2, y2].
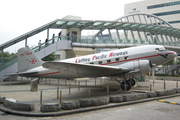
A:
[42, 62, 130, 77]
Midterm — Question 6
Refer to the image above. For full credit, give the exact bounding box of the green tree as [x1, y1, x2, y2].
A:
[177, 58, 180, 65]
[41, 52, 56, 61]
[0, 52, 15, 57]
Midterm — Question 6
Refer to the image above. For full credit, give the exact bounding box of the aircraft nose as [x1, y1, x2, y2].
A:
[168, 51, 176, 60]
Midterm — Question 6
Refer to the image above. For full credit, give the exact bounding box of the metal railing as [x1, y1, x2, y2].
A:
[0, 35, 180, 72]
[0, 36, 69, 72]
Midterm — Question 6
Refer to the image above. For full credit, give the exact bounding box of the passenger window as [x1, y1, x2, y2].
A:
[124, 56, 128, 60]
[98, 61, 102, 64]
[107, 59, 111, 63]
[116, 58, 119, 61]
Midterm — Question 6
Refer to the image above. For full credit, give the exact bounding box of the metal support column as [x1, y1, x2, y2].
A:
[165, 35, 170, 45]
[177, 38, 180, 46]
[173, 37, 177, 46]
[100, 33, 104, 43]
[149, 16, 153, 25]
[149, 33, 154, 43]
[130, 30, 135, 44]
[25, 38, 27, 47]
[116, 29, 121, 43]
[126, 17, 129, 22]
[155, 34, 160, 44]
[47, 28, 49, 40]
[137, 31, 142, 44]
[143, 15, 147, 24]
[169, 36, 174, 45]
[1, 49, 3, 63]
[143, 32, 148, 44]
[154, 17, 158, 25]
[124, 30, 128, 44]
[108, 29, 113, 43]
[132, 15, 136, 22]
[138, 15, 142, 23]
[160, 34, 165, 45]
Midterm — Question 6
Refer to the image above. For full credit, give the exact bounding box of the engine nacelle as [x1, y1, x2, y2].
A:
[118, 60, 151, 75]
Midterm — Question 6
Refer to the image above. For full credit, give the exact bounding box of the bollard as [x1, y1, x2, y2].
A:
[88, 88, 91, 99]
[59, 91, 62, 105]
[86, 80, 87, 87]
[69, 84, 71, 94]
[57, 87, 59, 99]
[95, 78, 96, 85]
[153, 80, 155, 86]
[177, 81, 178, 89]
[78, 81, 80, 91]
[107, 86, 109, 97]
[75, 79, 76, 84]
[40, 91, 42, 105]
[9, 76, 11, 86]
[65, 79, 67, 86]
[150, 84, 152, 92]
[164, 80, 166, 90]
[58, 79, 59, 84]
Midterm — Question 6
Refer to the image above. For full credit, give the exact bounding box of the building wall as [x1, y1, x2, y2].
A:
[124, 0, 180, 29]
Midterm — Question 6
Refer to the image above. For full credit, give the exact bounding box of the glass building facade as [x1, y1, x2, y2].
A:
[147, 1, 180, 9]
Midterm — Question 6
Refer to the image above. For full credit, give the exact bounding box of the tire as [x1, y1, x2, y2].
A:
[121, 81, 132, 91]
[129, 78, 136, 86]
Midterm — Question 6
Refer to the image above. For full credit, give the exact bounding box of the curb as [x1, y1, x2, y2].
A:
[157, 100, 180, 105]
[0, 93, 180, 117]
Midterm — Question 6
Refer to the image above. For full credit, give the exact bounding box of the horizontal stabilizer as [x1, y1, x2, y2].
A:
[5, 70, 38, 76]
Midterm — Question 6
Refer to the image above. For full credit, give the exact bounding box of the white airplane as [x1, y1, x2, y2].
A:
[9, 45, 176, 91]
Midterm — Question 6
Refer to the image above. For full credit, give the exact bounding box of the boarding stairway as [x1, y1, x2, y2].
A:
[0, 37, 72, 81]
[156, 64, 180, 75]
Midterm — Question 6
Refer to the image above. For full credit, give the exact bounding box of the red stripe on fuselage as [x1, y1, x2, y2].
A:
[31, 71, 60, 77]
[102, 52, 174, 65]
[31, 52, 175, 77]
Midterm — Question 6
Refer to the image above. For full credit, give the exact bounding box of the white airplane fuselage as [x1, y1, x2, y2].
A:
[23, 45, 176, 78]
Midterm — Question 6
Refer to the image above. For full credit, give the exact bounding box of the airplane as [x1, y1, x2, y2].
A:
[8, 45, 176, 91]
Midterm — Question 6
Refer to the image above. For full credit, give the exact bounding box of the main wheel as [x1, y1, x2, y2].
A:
[121, 81, 132, 91]
[129, 78, 136, 86]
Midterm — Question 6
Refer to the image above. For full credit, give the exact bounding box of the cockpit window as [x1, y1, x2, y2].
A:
[155, 47, 166, 51]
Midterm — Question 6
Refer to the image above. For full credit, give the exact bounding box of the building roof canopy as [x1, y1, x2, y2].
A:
[1, 18, 180, 50]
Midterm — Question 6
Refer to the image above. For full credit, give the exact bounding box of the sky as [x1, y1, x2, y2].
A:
[0, 0, 143, 53]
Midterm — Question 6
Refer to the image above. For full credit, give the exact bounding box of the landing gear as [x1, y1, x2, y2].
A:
[121, 81, 132, 91]
[128, 78, 136, 86]
[112, 76, 132, 91]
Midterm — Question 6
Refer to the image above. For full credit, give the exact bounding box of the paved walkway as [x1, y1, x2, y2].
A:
[0, 78, 179, 116]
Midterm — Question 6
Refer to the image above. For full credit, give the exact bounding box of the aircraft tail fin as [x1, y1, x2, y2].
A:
[18, 47, 43, 72]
